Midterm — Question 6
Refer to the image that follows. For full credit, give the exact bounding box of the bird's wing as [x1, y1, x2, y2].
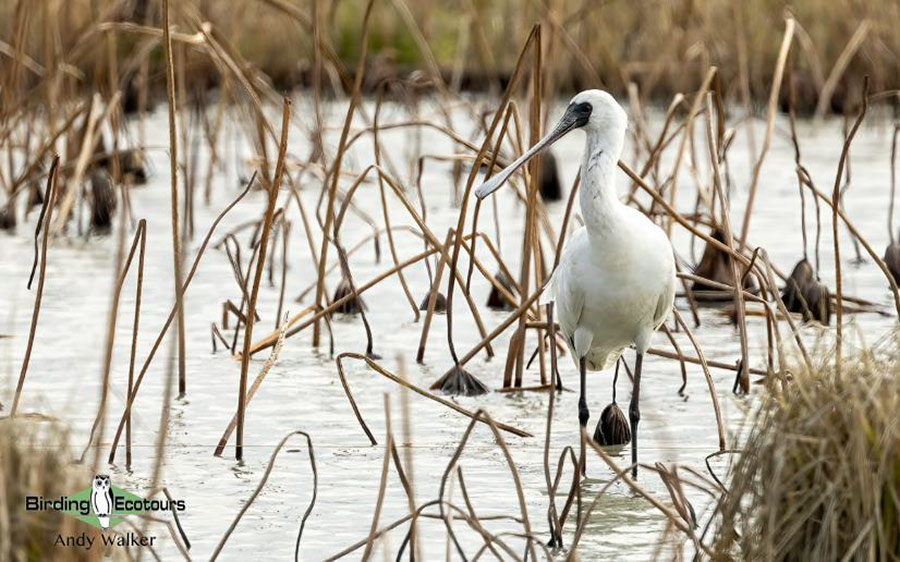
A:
[553, 256, 586, 342]
[105, 489, 114, 511]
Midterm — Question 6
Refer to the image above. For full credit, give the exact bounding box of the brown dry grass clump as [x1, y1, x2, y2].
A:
[0, 418, 125, 561]
[713, 348, 900, 561]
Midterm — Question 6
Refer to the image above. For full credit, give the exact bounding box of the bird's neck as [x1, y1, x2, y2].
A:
[579, 129, 624, 236]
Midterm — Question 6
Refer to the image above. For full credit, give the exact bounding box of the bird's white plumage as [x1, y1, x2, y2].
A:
[477, 89, 676, 483]
[538, 90, 676, 371]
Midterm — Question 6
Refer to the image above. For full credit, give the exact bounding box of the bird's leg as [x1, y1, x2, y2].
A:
[629, 352, 643, 478]
[578, 356, 589, 476]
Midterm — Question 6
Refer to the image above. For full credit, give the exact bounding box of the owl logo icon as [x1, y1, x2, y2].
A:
[90, 475, 114, 531]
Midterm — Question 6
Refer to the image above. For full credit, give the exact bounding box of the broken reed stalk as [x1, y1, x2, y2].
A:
[435, 409, 539, 561]
[10, 156, 59, 416]
[510, 25, 543, 388]
[831, 77, 868, 372]
[215, 313, 288, 456]
[801, 176, 900, 318]
[814, 19, 871, 121]
[335, 352, 531, 441]
[235, 98, 290, 461]
[311, 0, 375, 348]
[661, 67, 716, 238]
[373, 89, 419, 321]
[361, 395, 393, 562]
[210, 431, 317, 562]
[108, 176, 256, 464]
[126, 220, 147, 468]
[82, 213, 144, 470]
[705, 95, 750, 393]
[161, 0, 188, 397]
[738, 15, 795, 250]
[889, 124, 899, 245]
[417, 229, 454, 363]
[443, 24, 541, 371]
[672, 309, 726, 451]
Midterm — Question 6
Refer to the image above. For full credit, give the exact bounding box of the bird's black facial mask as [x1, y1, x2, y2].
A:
[475, 101, 593, 199]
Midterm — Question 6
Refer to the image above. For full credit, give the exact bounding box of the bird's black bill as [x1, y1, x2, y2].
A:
[475, 102, 591, 199]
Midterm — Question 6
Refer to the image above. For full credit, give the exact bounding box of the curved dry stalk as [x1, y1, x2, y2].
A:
[417, 229, 454, 362]
[335, 352, 532, 441]
[671, 308, 726, 451]
[11, 156, 59, 416]
[444, 24, 541, 370]
[705, 95, 750, 394]
[108, 174, 256, 464]
[738, 16, 795, 249]
[235, 99, 290, 460]
[831, 78, 868, 372]
[312, 0, 375, 347]
[813, 20, 871, 120]
[434, 409, 538, 561]
[889, 125, 899, 245]
[209, 431, 317, 562]
[373, 88, 419, 321]
[81, 215, 146, 469]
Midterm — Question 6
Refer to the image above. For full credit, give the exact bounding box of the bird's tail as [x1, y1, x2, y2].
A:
[97, 515, 110, 531]
[538, 268, 559, 305]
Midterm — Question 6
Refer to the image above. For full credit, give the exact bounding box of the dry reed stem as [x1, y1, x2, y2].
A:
[81, 214, 144, 470]
[235, 99, 290, 460]
[214, 313, 288, 456]
[10, 156, 58, 416]
[417, 229, 453, 362]
[671, 308, 726, 451]
[444, 24, 541, 368]
[509, 25, 543, 388]
[647, 346, 767, 376]
[160, 0, 188, 397]
[372, 90, 419, 320]
[738, 16, 795, 249]
[126, 222, 147, 468]
[335, 352, 532, 440]
[889, 124, 899, 245]
[312, 0, 375, 347]
[800, 176, 900, 318]
[209, 431, 317, 562]
[107, 176, 255, 463]
[831, 78, 868, 373]
[814, 20, 871, 121]
[662, 67, 716, 237]
[704, 96, 750, 393]
[435, 409, 538, 560]
[361, 395, 393, 561]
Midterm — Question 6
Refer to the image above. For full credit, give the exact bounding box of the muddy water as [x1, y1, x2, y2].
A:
[1, 97, 896, 560]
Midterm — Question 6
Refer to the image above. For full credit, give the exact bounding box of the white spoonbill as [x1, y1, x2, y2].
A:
[475, 90, 676, 477]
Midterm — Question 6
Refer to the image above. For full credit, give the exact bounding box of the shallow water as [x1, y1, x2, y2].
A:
[1, 97, 896, 560]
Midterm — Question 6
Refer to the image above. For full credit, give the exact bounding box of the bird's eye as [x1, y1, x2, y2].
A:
[573, 102, 592, 115]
